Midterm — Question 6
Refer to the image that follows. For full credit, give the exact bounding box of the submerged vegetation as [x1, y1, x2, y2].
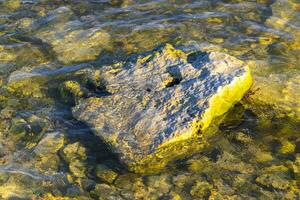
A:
[0, 0, 299, 199]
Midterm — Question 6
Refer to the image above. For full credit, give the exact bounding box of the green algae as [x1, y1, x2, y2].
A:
[0, 0, 21, 12]
[63, 81, 86, 98]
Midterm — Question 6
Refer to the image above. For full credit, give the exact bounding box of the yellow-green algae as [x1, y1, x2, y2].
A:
[63, 80, 86, 98]
[2, 0, 21, 11]
[130, 65, 252, 173]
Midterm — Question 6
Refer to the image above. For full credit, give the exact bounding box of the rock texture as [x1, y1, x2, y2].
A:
[72, 44, 252, 173]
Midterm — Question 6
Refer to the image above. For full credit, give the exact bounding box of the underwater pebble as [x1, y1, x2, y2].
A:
[62, 142, 87, 163]
[69, 159, 87, 178]
[91, 183, 122, 200]
[34, 132, 65, 156]
[234, 132, 253, 143]
[190, 180, 213, 199]
[255, 173, 290, 190]
[95, 164, 118, 184]
[279, 140, 296, 154]
[32, 7, 111, 64]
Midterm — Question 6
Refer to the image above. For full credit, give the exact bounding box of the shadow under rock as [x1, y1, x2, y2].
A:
[45, 81, 127, 176]
[12, 34, 58, 62]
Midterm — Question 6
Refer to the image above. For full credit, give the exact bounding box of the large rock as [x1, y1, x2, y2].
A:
[72, 44, 252, 173]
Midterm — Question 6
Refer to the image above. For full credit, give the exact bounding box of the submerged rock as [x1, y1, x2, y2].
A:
[255, 173, 290, 190]
[62, 142, 87, 163]
[91, 183, 121, 200]
[32, 7, 111, 64]
[72, 44, 252, 173]
[34, 132, 65, 156]
[95, 164, 118, 184]
[0, 0, 21, 13]
[62, 142, 88, 178]
[279, 139, 296, 154]
[34, 132, 65, 174]
[249, 0, 300, 120]
[266, 0, 300, 32]
[145, 174, 171, 197]
[0, 42, 46, 75]
[190, 180, 213, 199]
[248, 72, 300, 120]
[69, 159, 87, 178]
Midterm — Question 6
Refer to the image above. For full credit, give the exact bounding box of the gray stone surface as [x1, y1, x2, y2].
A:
[72, 44, 252, 173]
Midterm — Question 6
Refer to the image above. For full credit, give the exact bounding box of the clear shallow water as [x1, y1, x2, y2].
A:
[0, 0, 299, 199]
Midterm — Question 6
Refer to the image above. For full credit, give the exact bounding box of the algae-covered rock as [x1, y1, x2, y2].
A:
[32, 7, 111, 64]
[0, 42, 46, 76]
[190, 180, 213, 199]
[95, 164, 118, 184]
[266, 0, 300, 31]
[234, 131, 253, 144]
[145, 174, 171, 198]
[62, 142, 87, 163]
[291, 154, 300, 183]
[34, 132, 65, 156]
[62, 142, 88, 178]
[0, 172, 46, 199]
[34, 132, 65, 174]
[69, 159, 87, 178]
[255, 173, 290, 190]
[62, 80, 87, 98]
[216, 151, 254, 174]
[247, 0, 300, 121]
[0, 0, 21, 12]
[73, 44, 252, 173]
[279, 140, 296, 154]
[248, 73, 300, 120]
[91, 183, 122, 200]
[114, 173, 149, 198]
